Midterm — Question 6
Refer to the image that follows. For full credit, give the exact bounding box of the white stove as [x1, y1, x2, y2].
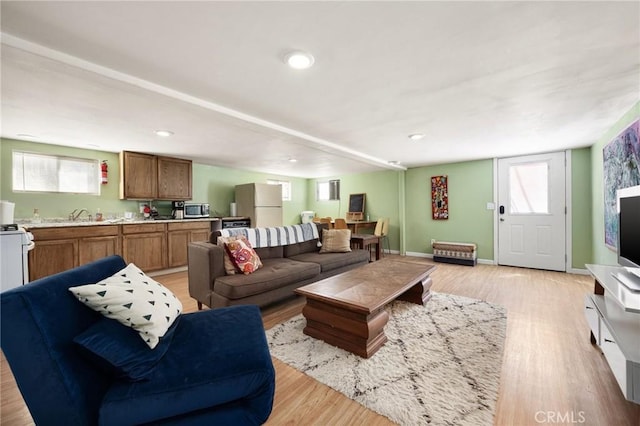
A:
[0, 226, 35, 292]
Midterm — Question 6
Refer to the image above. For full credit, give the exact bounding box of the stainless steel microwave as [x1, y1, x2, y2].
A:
[183, 203, 210, 218]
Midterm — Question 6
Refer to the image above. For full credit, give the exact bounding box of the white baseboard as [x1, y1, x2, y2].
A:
[405, 251, 432, 258]
[405, 251, 494, 265]
[403, 252, 591, 272]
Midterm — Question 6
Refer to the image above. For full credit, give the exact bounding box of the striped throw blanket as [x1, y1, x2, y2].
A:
[219, 222, 320, 248]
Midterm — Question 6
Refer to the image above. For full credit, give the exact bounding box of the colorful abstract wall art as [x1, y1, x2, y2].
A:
[603, 119, 640, 249]
[431, 175, 449, 220]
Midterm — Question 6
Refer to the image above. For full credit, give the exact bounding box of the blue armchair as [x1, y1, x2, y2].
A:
[1, 255, 275, 425]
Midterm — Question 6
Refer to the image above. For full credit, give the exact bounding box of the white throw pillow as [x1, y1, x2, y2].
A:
[319, 229, 352, 253]
[69, 263, 183, 349]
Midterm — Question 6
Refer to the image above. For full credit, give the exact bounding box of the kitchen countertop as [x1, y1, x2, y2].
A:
[18, 217, 220, 229]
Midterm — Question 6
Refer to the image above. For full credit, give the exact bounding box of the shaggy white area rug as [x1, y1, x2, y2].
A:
[266, 292, 507, 425]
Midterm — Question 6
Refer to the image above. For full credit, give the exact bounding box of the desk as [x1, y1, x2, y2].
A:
[351, 234, 381, 261]
[347, 220, 376, 234]
[313, 220, 377, 234]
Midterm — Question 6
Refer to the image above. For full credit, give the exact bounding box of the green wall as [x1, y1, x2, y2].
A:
[3, 113, 626, 269]
[1, 139, 141, 219]
[306, 170, 402, 250]
[0, 138, 307, 224]
[190, 163, 307, 224]
[405, 159, 494, 260]
[286, 153, 594, 265]
[590, 101, 640, 265]
[571, 148, 593, 269]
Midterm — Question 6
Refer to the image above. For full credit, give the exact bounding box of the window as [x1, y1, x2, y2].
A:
[12, 151, 101, 195]
[509, 161, 549, 214]
[267, 179, 291, 201]
[316, 179, 340, 201]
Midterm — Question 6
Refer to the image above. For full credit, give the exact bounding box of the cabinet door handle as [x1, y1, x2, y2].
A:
[604, 338, 615, 344]
[585, 306, 594, 309]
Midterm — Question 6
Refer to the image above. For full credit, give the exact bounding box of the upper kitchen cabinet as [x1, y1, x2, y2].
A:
[120, 151, 158, 199]
[120, 151, 192, 200]
[157, 156, 192, 200]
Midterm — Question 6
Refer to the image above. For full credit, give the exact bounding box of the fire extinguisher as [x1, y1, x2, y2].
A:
[101, 160, 108, 185]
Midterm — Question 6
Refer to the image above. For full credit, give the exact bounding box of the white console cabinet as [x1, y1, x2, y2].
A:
[585, 264, 640, 404]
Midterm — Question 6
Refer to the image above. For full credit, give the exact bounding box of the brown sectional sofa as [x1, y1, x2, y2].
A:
[188, 229, 370, 309]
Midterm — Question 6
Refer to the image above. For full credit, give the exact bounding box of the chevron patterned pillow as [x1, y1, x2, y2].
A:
[69, 263, 182, 349]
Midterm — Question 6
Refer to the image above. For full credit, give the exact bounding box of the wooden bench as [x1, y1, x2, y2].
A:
[432, 241, 477, 266]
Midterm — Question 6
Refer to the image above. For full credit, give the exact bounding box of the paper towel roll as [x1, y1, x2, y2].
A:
[0, 201, 15, 225]
[230, 202, 237, 217]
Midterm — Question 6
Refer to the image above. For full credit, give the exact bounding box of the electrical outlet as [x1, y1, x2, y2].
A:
[430, 239, 436, 246]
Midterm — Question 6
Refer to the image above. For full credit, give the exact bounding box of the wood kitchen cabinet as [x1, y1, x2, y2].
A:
[167, 221, 210, 267]
[122, 223, 167, 272]
[79, 236, 121, 266]
[29, 239, 77, 281]
[158, 156, 192, 200]
[28, 226, 120, 281]
[28, 220, 213, 280]
[120, 151, 192, 200]
[120, 151, 158, 199]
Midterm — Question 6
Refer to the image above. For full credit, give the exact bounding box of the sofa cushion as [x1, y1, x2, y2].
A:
[217, 235, 243, 275]
[73, 316, 179, 381]
[214, 258, 319, 300]
[319, 229, 352, 253]
[224, 237, 263, 274]
[254, 245, 284, 260]
[283, 239, 320, 257]
[99, 306, 275, 426]
[288, 249, 370, 273]
[68, 263, 183, 349]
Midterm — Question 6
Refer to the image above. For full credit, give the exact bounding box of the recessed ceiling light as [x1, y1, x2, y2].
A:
[388, 160, 400, 165]
[284, 51, 315, 69]
[155, 130, 174, 137]
[408, 133, 425, 141]
[288, 158, 298, 163]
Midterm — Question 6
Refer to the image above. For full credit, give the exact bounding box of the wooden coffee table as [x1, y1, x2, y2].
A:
[294, 258, 436, 358]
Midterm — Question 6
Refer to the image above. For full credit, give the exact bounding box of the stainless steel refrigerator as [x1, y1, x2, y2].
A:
[235, 183, 283, 228]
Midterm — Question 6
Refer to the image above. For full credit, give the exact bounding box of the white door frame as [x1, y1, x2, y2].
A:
[492, 150, 573, 272]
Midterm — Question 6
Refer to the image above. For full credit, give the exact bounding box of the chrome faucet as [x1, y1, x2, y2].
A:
[69, 208, 92, 221]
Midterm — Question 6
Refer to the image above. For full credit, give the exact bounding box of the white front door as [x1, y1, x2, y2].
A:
[497, 152, 566, 271]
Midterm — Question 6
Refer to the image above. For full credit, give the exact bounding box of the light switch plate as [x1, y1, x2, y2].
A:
[486, 202, 495, 210]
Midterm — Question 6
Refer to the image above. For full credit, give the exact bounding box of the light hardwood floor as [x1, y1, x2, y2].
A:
[2, 256, 639, 425]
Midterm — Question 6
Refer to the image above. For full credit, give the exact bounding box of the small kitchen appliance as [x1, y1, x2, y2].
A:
[172, 201, 185, 220]
[183, 202, 210, 219]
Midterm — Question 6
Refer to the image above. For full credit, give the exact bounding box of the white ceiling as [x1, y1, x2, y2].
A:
[1, 1, 639, 178]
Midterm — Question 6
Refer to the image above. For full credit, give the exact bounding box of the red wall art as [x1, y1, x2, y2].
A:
[431, 175, 448, 220]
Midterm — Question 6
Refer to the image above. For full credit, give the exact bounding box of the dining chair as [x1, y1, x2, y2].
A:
[319, 217, 333, 229]
[374, 217, 390, 255]
[334, 218, 348, 229]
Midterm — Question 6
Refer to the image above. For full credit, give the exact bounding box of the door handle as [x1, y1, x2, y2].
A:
[500, 218, 505, 222]
[499, 205, 505, 215]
